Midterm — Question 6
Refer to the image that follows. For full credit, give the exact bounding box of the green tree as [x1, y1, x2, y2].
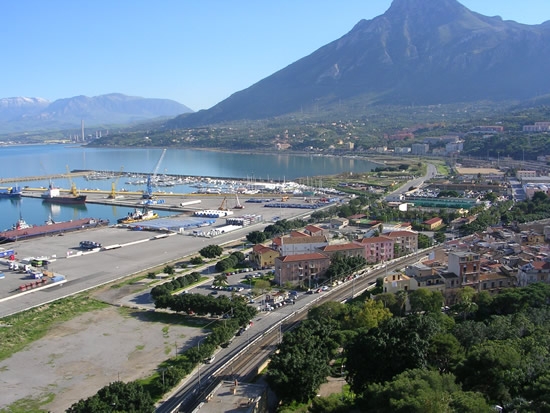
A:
[456, 340, 523, 404]
[434, 231, 446, 244]
[363, 369, 491, 413]
[199, 244, 223, 259]
[246, 230, 267, 244]
[346, 315, 441, 393]
[345, 299, 392, 330]
[453, 286, 478, 320]
[189, 256, 203, 265]
[213, 273, 228, 287]
[253, 279, 271, 295]
[417, 233, 433, 249]
[267, 320, 335, 403]
[409, 289, 443, 314]
[66, 381, 155, 413]
[428, 332, 465, 373]
[231, 251, 245, 263]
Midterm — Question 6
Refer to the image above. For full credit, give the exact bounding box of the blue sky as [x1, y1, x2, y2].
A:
[2, 0, 549, 111]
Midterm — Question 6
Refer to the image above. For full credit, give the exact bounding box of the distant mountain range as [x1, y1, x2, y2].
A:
[0, 93, 192, 133]
[169, 0, 550, 128]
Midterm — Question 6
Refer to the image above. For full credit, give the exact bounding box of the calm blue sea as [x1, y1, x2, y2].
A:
[0, 144, 379, 231]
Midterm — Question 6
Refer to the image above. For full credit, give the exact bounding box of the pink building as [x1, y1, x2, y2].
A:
[353, 236, 395, 264]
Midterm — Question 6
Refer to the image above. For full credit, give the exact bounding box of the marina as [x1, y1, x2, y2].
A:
[0, 144, 379, 232]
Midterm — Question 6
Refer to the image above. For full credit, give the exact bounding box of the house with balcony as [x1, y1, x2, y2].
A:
[448, 251, 481, 288]
[382, 272, 446, 311]
[274, 252, 331, 286]
[353, 236, 395, 264]
[479, 271, 516, 294]
[386, 230, 419, 256]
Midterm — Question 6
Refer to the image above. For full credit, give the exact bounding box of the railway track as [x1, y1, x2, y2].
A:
[164, 250, 434, 412]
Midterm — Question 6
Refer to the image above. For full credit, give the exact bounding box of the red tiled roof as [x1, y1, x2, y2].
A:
[532, 261, 550, 270]
[319, 243, 364, 251]
[281, 235, 328, 245]
[386, 230, 418, 237]
[424, 217, 442, 225]
[356, 236, 393, 244]
[305, 225, 323, 233]
[277, 252, 329, 262]
[252, 244, 277, 254]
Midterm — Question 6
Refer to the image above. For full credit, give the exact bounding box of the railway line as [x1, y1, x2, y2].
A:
[163, 251, 433, 412]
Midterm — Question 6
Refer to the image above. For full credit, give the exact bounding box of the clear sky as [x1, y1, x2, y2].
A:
[2, 0, 549, 111]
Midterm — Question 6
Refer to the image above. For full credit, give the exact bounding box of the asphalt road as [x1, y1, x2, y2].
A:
[385, 162, 437, 201]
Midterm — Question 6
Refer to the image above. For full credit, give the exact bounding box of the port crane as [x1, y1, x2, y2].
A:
[143, 149, 166, 199]
[65, 165, 79, 196]
[108, 167, 124, 199]
[218, 197, 228, 211]
[233, 194, 244, 209]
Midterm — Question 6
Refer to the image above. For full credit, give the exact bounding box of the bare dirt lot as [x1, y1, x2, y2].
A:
[454, 167, 504, 175]
[0, 285, 205, 413]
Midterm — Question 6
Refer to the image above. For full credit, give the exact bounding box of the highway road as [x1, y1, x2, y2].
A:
[385, 163, 437, 201]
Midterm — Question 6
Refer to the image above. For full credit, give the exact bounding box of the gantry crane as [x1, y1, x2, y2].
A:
[143, 149, 166, 199]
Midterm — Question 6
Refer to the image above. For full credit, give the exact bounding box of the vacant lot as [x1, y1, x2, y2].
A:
[0, 286, 205, 412]
[455, 167, 504, 175]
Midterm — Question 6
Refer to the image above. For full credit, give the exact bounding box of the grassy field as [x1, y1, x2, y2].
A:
[0, 294, 108, 362]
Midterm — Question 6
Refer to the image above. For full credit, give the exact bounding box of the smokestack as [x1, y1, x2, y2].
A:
[81, 120, 84, 141]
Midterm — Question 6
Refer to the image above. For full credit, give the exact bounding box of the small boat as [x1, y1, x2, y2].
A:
[12, 218, 32, 230]
[0, 185, 22, 198]
[117, 208, 159, 224]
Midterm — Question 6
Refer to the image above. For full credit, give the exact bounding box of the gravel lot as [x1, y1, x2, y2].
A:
[0, 283, 206, 412]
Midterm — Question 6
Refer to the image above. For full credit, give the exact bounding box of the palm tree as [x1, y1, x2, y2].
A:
[213, 274, 228, 287]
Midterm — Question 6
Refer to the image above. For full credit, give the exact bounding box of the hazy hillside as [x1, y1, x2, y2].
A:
[0, 93, 192, 133]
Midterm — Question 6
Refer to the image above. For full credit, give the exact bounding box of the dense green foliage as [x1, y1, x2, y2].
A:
[149, 272, 201, 300]
[263, 218, 309, 239]
[215, 251, 245, 272]
[324, 254, 367, 283]
[268, 283, 550, 412]
[66, 381, 154, 413]
[267, 320, 338, 403]
[198, 244, 223, 258]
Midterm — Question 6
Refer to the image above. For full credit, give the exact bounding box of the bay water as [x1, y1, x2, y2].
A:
[0, 144, 379, 232]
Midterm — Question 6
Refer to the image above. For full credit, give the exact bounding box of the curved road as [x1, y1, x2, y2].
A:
[385, 163, 437, 201]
